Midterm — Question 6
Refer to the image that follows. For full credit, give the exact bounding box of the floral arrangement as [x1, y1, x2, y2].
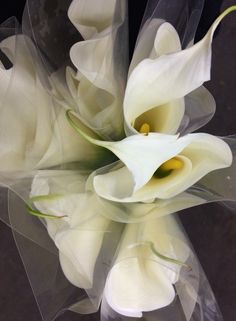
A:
[0, 0, 236, 320]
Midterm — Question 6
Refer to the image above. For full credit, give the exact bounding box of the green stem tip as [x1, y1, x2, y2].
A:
[26, 194, 68, 219]
[129, 241, 192, 271]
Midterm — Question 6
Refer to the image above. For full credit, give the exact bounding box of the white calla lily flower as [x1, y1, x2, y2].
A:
[104, 215, 189, 317]
[127, 20, 216, 136]
[126, 21, 185, 136]
[124, 7, 235, 135]
[0, 35, 103, 172]
[30, 173, 111, 289]
[92, 133, 232, 202]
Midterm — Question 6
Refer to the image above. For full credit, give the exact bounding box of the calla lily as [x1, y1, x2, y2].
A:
[126, 21, 185, 135]
[30, 172, 111, 290]
[0, 35, 104, 171]
[123, 7, 235, 135]
[92, 133, 232, 202]
[104, 215, 190, 317]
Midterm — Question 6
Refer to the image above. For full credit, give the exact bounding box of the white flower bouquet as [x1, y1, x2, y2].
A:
[0, 0, 236, 320]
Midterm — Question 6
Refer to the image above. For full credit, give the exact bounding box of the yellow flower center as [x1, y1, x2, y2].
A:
[139, 123, 150, 135]
[138, 122, 183, 178]
[160, 157, 183, 171]
[154, 157, 183, 179]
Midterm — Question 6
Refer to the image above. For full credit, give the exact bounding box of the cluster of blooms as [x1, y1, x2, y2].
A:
[0, 1, 235, 320]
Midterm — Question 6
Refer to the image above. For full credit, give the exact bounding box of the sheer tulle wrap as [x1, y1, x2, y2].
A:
[0, 0, 235, 321]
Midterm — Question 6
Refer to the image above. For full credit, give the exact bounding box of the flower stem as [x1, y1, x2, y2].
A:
[26, 194, 67, 219]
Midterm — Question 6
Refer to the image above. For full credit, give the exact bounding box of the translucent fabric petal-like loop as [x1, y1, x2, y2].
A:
[68, 0, 128, 139]
[22, 0, 81, 71]
[141, 0, 204, 48]
[179, 86, 216, 135]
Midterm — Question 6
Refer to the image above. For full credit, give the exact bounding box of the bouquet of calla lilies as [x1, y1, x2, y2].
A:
[0, 0, 236, 320]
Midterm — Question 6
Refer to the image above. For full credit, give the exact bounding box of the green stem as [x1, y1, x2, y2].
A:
[26, 194, 67, 219]
[148, 241, 191, 270]
[65, 109, 106, 147]
[26, 203, 67, 219]
[131, 241, 191, 270]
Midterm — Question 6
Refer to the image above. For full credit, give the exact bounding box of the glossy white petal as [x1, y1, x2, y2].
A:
[31, 173, 110, 289]
[93, 133, 192, 192]
[133, 98, 184, 135]
[56, 213, 109, 289]
[124, 8, 235, 127]
[128, 19, 164, 75]
[93, 133, 232, 202]
[153, 22, 181, 57]
[105, 257, 175, 317]
[126, 22, 184, 136]
[105, 216, 189, 317]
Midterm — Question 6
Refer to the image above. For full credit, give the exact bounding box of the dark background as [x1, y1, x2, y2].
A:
[0, 0, 236, 320]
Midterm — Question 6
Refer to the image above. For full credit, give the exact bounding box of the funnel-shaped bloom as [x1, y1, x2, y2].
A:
[104, 215, 190, 317]
[123, 8, 235, 135]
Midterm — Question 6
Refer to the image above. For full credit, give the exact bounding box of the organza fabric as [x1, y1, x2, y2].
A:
[0, 0, 235, 321]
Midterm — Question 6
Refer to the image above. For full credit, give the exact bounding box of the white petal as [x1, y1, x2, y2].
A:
[94, 156, 190, 202]
[153, 22, 181, 57]
[68, 0, 116, 39]
[30, 172, 110, 289]
[56, 214, 109, 289]
[124, 8, 236, 126]
[94, 133, 192, 192]
[133, 98, 184, 134]
[105, 216, 188, 317]
[126, 22, 183, 136]
[170, 133, 233, 198]
[105, 257, 175, 317]
[93, 133, 232, 202]
[142, 133, 233, 199]
[128, 19, 164, 74]
[129, 21, 181, 75]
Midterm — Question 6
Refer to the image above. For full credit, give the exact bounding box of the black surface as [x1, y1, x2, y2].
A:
[0, 1, 236, 321]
